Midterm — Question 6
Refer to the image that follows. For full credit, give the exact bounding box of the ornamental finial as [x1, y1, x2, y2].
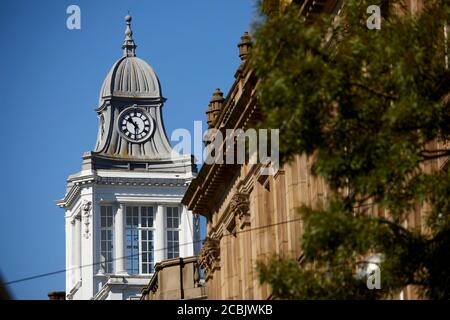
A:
[122, 15, 137, 57]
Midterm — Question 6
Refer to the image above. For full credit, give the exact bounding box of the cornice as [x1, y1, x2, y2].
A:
[95, 176, 190, 187]
[182, 65, 258, 216]
[57, 175, 96, 209]
[58, 174, 191, 209]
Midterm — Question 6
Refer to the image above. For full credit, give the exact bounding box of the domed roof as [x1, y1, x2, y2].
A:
[100, 56, 162, 101]
[99, 15, 162, 102]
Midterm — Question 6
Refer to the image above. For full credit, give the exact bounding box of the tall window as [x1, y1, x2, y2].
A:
[100, 206, 114, 274]
[166, 207, 180, 259]
[140, 207, 154, 274]
[126, 206, 155, 274]
[126, 207, 139, 274]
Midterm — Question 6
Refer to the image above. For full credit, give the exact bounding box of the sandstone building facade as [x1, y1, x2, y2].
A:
[182, 0, 440, 300]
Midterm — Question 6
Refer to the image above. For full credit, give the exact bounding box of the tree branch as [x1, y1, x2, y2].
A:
[350, 82, 398, 100]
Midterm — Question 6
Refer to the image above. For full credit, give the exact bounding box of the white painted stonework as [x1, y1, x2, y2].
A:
[58, 16, 200, 300]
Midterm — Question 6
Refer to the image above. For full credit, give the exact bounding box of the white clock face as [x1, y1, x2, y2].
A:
[118, 108, 154, 142]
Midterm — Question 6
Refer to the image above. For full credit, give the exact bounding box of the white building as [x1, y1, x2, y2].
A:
[57, 15, 200, 300]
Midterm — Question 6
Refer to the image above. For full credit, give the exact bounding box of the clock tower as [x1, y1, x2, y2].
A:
[58, 15, 200, 300]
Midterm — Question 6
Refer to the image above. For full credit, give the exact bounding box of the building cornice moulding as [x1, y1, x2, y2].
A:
[182, 64, 258, 216]
[58, 174, 191, 209]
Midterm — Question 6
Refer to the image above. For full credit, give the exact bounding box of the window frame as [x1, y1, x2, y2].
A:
[100, 205, 114, 274]
[166, 206, 181, 259]
[125, 205, 156, 275]
[139, 206, 155, 274]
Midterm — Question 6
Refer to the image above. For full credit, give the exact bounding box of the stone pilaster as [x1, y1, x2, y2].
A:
[115, 203, 126, 274]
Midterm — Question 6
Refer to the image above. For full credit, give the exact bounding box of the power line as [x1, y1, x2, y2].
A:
[4, 217, 302, 286]
[3, 269, 68, 286]
[4, 238, 205, 286]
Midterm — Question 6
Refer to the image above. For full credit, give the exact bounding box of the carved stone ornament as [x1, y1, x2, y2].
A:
[198, 237, 221, 280]
[230, 192, 250, 229]
[82, 200, 92, 239]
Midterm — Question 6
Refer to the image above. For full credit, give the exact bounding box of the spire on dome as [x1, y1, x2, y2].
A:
[122, 15, 137, 57]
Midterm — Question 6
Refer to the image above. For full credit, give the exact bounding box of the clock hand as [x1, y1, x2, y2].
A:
[131, 117, 141, 129]
[126, 117, 136, 128]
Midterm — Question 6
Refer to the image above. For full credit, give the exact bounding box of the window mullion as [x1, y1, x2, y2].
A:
[138, 206, 142, 275]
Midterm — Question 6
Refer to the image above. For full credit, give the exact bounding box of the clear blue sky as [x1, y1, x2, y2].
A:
[0, 0, 255, 299]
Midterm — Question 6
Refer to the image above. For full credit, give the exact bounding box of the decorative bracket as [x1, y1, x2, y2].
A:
[198, 237, 221, 280]
[230, 192, 250, 229]
[82, 200, 92, 239]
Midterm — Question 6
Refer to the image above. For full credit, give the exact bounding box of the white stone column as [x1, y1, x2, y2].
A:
[74, 215, 82, 282]
[94, 202, 103, 276]
[181, 206, 194, 257]
[115, 203, 126, 274]
[80, 194, 94, 299]
[66, 217, 73, 288]
[155, 204, 165, 263]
